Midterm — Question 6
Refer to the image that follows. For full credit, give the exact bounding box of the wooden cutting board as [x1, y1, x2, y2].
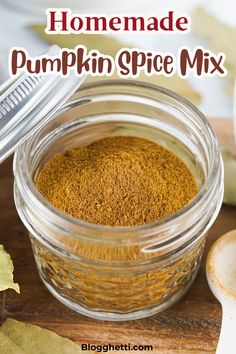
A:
[0, 118, 235, 354]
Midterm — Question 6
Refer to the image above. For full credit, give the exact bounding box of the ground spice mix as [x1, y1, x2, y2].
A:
[33, 135, 204, 314]
[36, 136, 197, 226]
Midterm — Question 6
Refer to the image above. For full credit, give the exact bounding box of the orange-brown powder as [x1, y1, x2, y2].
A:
[36, 136, 198, 226]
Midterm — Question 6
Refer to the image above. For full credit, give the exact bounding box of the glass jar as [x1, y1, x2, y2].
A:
[13, 80, 223, 321]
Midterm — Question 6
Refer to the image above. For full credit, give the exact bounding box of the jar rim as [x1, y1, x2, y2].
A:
[14, 80, 223, 244]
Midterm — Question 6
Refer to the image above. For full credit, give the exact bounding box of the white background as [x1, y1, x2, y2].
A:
[0, 0, 235, 118]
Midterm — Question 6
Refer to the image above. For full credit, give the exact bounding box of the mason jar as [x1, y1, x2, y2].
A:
[13, 80, 224, 321]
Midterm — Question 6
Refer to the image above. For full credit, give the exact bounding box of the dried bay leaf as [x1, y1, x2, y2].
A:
[0, 245, 19, 293]
[222, 148, 236, 205]
[31, 25, 201, 104]
[1, 319, 90, 354]
[0, 332, 26, 354]
[193, 7, 236, 96]
[32, 24, 126, 57]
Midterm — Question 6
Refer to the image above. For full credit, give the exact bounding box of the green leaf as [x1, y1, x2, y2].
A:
[1, 319, 90, 354]
[0, 245, 19, 293]
[0, 331, 26, 354]
[193, 7, 236, 96]
[222, 148, 236, 206]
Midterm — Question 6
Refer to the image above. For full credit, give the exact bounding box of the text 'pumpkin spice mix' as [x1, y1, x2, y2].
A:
[36, 136, 197, 226]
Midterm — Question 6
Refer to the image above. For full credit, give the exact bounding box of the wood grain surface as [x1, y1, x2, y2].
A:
[0, 118, 235, 354]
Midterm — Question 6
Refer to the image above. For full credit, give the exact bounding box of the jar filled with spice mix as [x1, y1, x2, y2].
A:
[1, 69, 223, 321]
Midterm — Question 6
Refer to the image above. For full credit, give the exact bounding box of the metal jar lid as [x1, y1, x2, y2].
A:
[0, 45, 86, 163]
